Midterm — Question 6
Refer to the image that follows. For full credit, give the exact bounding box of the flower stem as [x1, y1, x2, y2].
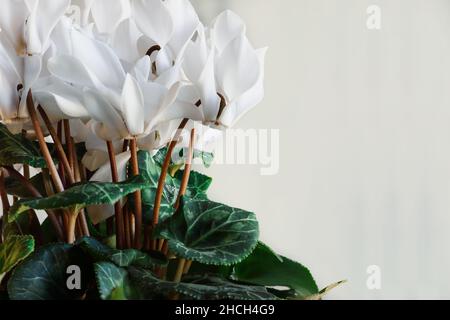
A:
[70, 137, 89, 237]
[63, 120, 74, 172]
[173, 258, 186, 283]
[183, 260, 193, 275]
[67, 211, 79, 244]
[175, 128, 195, 209]
[27, 93, 64, 193]
[130, 138, 142, 249]
[2, 166, 64, 241]
[107, 140, 124, 249]
[37, 106, 75, 185]
[158, 128, 196, 251]
[150, 119, 189, 251]
[0, 169, 10, 212]
[0, 169, 10, 240]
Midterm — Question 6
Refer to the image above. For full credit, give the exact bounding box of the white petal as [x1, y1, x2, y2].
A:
[147, 82, 203, 131]
[0, 70, 19, 121]
[121, 74, 145, 136]
[24, 0, 71, 54]
[0, 34, 22, 121]
[69, 119, 89, 143]
[49, 16, 73, 55]
[48, 54, 103, 89]
[165, 0, 200, 59]
[112, 18, 143, 63]
[70, 27, 126, 91]
[131, 55, 151, 83]
[216, 34, 260, 101]
[132, 0, 174, 46]
[0, 0, 29, 54]
[219, 47, 267, 127]
[154, 57, 183, 88]
[90, 0, 130, 34]
[83, 88, 128, 139]
[154, 46, 174, 75]
[33, 79, 89, 119]
[140, 82, 166, 122]
[183, 29, 219, 121]
[18, 54, 42, 119]
[212, 10, 246, 54]
[0, 32, 24, 81]
[74, 0, 94, 26]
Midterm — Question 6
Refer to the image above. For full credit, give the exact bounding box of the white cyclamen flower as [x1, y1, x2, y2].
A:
[0, 0, 70, 123]
[183, 10, 267, 128]
[47, 25, 202, 141]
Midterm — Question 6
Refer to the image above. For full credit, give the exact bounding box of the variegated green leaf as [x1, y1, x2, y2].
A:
[128, 267, 276, 300]
[154, 198, 259, 265]
[7, 243, 89, 300]
[94, 262, 128, 300]
[8, 175, 149, 222]
[0, 235, 34, 283]
[231, 242, 319, 299]
[0, 123, 47, 168]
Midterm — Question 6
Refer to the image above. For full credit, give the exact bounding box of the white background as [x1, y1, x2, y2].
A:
[192, 0, 450, 299]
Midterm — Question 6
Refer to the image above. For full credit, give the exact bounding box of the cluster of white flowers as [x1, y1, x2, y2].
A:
[0, 0, 266, 176]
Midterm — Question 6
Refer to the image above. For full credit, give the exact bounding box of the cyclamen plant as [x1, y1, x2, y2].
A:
[0, 0, 342, 300]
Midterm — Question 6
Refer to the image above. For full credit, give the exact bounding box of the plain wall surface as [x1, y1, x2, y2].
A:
[192, 0, 450, 299]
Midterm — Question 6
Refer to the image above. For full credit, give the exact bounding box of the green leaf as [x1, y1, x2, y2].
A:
[0, 123, 48, 168]
[154, 198, 259, 266]
[231, 242, 319, 299]
[94, 262, 128, 300]
[128, 267, 276, 300]
[77, 237, 168, 269]
[176, 170, 212, 200]
[8, 175, 150, 222]
[109, 249, 167, 269]
[4, 173, 46, 198]
[77, 236, 115, 261]
[0, 236, 34, 283]
[133, 150, 213, 224]
[7, 243, 90, 300]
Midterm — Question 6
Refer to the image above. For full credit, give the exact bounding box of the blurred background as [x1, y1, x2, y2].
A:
[192, 0, 450, 299]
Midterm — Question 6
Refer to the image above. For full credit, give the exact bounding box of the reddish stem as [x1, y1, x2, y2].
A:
[130, 138, 142, 249]
[107, 140, 124, 249]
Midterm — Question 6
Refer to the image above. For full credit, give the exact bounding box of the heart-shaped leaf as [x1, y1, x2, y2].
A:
[0, 236, 34, 284]
[7, 243, 90, 300]
[94, 262, 128, 300]
[128, 267, 276, 300]
[154, 198, 259, 265]
[8, 175, 150, 222]
[231, 242, 319, 299]
[0, 123, 48, 168]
